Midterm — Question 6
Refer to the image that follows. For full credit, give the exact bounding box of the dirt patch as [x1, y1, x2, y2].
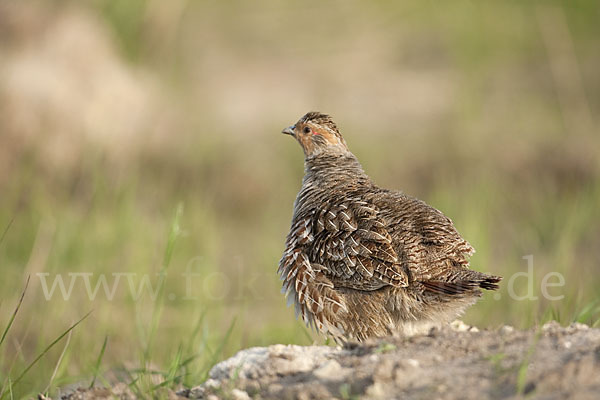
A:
[181, 321, 599, 400]
[51, 321, 600, 400]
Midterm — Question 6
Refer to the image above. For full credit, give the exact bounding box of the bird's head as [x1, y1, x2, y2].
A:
[282, 112, 350, 158]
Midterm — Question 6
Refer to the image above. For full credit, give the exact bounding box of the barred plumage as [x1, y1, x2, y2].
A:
[279, 112, 501, 342]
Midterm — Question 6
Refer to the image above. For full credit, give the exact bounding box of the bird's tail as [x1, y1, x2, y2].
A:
[422, 271, 502, 296]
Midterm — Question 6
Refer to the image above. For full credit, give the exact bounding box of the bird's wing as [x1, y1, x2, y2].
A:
[377, 193, 474, 277]
[375, 193, 501, 293]
[305, 198, 409, 290]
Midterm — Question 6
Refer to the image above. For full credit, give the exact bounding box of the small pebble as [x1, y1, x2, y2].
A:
[542, 321, 561, 332]
[204, 379, 220, 390]
[406, 359, 420, 368]
[231, 388, 251, 400]
[313, 360, 350, 380]
[365, 382, 386, 398]
[500, 325, 514, 334]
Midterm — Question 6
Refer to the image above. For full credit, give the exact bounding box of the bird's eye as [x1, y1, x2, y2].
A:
[303, 126, 311, 134]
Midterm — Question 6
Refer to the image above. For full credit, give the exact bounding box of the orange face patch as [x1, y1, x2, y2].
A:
[310, 125, 339, 145]
[296, 123, 342, 156]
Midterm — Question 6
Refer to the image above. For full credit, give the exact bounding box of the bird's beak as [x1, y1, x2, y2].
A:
[282, 125, 295, 136]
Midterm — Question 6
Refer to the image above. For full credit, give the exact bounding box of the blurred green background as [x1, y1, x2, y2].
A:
[1, 0, 599, 397]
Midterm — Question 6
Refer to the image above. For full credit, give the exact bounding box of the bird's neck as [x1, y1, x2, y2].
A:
[302, 152, 370, 187]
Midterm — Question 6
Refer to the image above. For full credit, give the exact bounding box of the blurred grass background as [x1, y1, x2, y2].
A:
[1, 0, 599, 397]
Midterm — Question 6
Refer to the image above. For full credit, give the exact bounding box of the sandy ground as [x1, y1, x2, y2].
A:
[51, 321, 599, 400]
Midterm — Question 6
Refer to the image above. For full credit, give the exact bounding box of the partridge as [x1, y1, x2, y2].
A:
[278, 111, 501, 342]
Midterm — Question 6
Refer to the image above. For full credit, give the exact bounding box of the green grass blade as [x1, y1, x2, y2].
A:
[178, 354, 199, 369]
[299, 324, 313, 345]
[185, 311, 206, 355]
[150, 345, 185, 390]
[161, 203, 183, 273]
[163, 344, 183, 386]
[573, 298, 600, 325]
[211, 318, 236, 361]
[143, 203, 184, 363]
[3, 310, 92, 397]
[516, 329, 541, 395]
[120, 365, 142, 396]
[201, 318, 236, 381]
[180, 311, 206, 386]
[44, 327, 73, 394]
[0, 218, 14, 245]
[89, 335, 109, 389]
[0, 276, 30, 349]
[151, 373, 187, 390]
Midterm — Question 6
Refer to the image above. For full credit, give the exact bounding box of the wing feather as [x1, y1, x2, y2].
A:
[309, 199, 409, 290]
